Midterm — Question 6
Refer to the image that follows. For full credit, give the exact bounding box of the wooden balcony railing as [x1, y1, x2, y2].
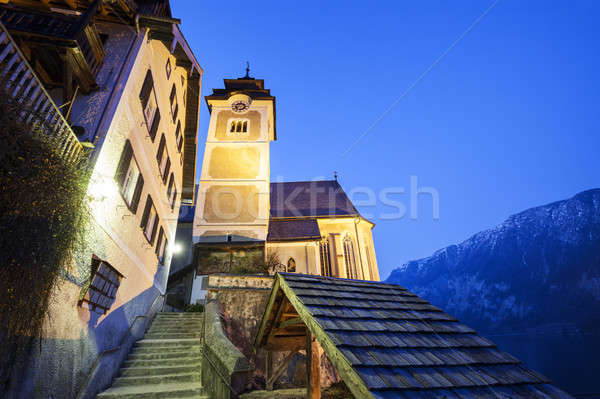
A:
[0, 2, 105, 92]
[0, 22, 84, 163]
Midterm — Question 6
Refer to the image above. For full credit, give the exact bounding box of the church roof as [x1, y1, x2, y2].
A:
[267, 219, 321, 242]
[255, 273, 573, 399]
[270, 180, 359, 219]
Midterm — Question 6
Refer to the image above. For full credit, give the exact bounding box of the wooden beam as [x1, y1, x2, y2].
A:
[265, 335, 305, 351]
[278, 317, 303, 329]
[266, 351, 273, 391]
[277, 275, 374, 399]
[306, 333, 320, 399]
[254, 278, 281, 349]
[267, 346, 302, 391]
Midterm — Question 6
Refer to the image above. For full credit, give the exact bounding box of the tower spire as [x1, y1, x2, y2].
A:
[244, 61, 250, 78]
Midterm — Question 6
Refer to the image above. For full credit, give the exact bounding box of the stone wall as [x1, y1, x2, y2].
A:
[206, 274, 274, 389]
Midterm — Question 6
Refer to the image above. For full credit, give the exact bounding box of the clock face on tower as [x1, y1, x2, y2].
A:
[231, 101, 249, 113]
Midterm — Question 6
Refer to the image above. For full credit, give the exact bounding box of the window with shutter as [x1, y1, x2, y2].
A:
[140, 69, 159, 141]
[115, 140, 133, 188]
[167, 174, 174, 202]
[122, 159, 140, 206]
[175, 120, 181, 140]
[141, 195, 159, 245]
[162, 158, 171, 185]
[156, 134, 170, 180]
[169, 84, 178, 122]
[171, 187, 177, 210]
[155, 227, 167, 263]
[78, 256, 123, 315]
[116, 141, 145, 212]
[177, 133, 183, 153]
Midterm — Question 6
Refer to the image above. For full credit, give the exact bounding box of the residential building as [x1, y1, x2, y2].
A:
[0, 0, 201, 397]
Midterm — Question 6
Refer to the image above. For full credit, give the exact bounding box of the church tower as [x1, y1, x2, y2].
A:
[192, 68, 276, 272]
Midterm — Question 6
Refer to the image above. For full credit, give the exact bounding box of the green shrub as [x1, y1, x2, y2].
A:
[0, 88, 90, 388]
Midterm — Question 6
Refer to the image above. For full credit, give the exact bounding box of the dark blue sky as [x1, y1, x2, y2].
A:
[172, 1, 599, 280]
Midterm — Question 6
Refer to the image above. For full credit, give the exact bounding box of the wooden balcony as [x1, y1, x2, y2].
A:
[0, 22, 84, 163]
[0, 1, 105, 93]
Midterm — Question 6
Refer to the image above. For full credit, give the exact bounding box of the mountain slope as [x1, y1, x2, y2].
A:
[386, 189, 600, 334]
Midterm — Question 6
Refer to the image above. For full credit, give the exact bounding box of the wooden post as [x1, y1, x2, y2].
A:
[266, 351, 273, 391]
[306, 333, 320, 399]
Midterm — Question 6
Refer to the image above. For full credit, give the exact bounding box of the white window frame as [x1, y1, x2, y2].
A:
[121, 157, 140, 207]
[143, 88, 158, 133]
[144, 205, 158, 242]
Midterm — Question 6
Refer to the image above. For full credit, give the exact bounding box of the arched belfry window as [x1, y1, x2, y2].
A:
[343, 235, 359, 279]
[228, 118, 249, 134]
[287, 257, 296, 273]
[320, 239, 332, 277]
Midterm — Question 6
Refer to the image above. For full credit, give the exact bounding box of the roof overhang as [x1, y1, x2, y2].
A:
[254, 273, 374, 398]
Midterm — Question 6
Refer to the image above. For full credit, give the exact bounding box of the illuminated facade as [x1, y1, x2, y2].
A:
[0, 1, 201, 397]
[192, 73, 379, 286]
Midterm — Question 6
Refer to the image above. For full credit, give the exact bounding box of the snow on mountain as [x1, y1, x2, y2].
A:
[386, 189, 600, 334]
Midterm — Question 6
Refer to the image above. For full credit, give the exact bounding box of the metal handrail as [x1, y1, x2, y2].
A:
[74, 293, 165, 399]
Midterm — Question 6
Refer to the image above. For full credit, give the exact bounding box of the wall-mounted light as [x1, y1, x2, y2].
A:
[173, 242, 183, 255]
[88, 175, 118, 202]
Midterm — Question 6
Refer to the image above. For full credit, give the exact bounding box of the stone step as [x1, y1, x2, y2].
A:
[132, 346, 201, 356]
[134, 338, 201, 348]
[146, 327, 202, 334]
[148, 323, 203, 329]
[149, 321, 203, 326]
[128, 350, 201, 361]
[144, 332, 201, 339]
[112, 372, 201, 387]
[147, 324, 202, 329]
[97, 382, 206, 399]
[124, 356, 200, 368]
[154, 313, 203, 319]
[120, 363, 202, 377]
[150, 319, 203, 324]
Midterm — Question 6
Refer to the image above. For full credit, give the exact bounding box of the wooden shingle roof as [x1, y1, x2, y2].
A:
[255, 273, 573, 399]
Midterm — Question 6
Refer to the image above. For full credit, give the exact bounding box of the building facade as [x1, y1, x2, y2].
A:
[0, 1, 201, 397]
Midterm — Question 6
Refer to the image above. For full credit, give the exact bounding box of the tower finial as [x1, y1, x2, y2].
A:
[334, 171, 338, 181]
[245, 61, 250, 78]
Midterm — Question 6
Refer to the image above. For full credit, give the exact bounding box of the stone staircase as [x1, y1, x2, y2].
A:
[97, 312, 207, 399]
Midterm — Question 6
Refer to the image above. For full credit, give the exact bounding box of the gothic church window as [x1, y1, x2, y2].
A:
[320, 239, 332, 277]
[343, 235, 359, 279]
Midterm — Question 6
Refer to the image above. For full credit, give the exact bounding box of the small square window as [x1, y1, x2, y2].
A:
[78, 256, 123, 315]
